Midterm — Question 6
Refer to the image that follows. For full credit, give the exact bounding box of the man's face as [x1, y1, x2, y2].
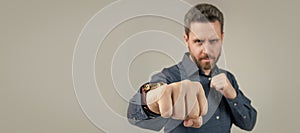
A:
[184, 21, 224, 71]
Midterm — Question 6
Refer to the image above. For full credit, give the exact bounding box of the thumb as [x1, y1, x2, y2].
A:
[183, 116, 203, 128]
[183, 119, 193, 127]
[192, 116, 203, 128]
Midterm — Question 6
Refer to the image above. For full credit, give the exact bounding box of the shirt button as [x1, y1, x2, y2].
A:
[233, 103, 238, 106]
[216, 116, 220, 120]
[243, 115, 247, 119]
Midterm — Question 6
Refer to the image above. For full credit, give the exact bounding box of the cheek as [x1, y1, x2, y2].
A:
[210, 45, 222, 54]
[190, 46, 202, 55]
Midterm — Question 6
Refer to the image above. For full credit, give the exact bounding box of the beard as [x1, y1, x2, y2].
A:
[189, 48, 221, 71]
[192, 54, 214, 70]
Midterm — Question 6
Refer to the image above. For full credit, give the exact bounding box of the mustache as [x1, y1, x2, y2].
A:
[199, 54, 215, 60]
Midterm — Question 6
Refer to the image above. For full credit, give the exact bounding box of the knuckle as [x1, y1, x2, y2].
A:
[194, 82, 203, 89]
[180, 80, 187, 86]
[188, 114, 198, 119]
[193, 121, 201, 128]
[170, 82, 180, 91]
[168, 82, 177, 90]
[201, 108, 208, 116]
[199, 117, 203, 125]
[182, 79, 190, 84]
[172, 114, 186, 120]
[193, 81, 201, 86]
[165, 84, 172, 90]
[192, 85, 199, 92]
[194, 125, 201, 128]
[193, 117, 203, 128]
[161, 110, 172, 118]
[201, 102, 208, 115]
[163, 86, 172, 95]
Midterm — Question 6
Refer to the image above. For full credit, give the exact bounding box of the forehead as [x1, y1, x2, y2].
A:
[189, 21, 222, 39]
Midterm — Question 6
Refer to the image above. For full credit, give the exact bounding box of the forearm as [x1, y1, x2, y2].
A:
[127, 87, 167, 131]
[223, 72, 257, 130]
[226, 90, 257, 131]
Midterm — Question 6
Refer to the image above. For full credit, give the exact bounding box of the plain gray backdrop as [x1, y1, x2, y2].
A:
[1, 0, 300, 132]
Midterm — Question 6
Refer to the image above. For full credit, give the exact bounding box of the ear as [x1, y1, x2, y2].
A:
[183, 33, 189, 47]
[220, 32, 225, 45]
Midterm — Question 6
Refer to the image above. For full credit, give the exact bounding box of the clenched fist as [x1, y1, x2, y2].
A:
[210, 73, 237, 99]
[146, 80, 208, 128]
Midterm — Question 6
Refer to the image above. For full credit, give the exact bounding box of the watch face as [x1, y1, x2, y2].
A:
[145, 84, 151, 91]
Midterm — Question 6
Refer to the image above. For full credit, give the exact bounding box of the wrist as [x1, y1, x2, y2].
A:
[224, 86, 237, 99]
[140, 82, 165, 114]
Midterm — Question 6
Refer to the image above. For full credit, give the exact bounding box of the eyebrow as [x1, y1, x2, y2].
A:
[209, 38, 220, 41]
[193, 39, 205, 42]
[192, 38, 219, 41]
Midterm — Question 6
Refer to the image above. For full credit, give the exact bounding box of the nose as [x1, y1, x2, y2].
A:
[201, 41, 209, 54]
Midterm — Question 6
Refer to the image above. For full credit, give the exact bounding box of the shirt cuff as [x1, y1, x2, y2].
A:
[225, 91, 244, 109]
[139, 83, 161, 119]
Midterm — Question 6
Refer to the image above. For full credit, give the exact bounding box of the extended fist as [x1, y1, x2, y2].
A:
[146, 80, 208, 128]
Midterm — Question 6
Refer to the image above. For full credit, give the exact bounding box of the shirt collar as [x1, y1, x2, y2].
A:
[180, 52, 199, 77]
[180, 52, 220, 77]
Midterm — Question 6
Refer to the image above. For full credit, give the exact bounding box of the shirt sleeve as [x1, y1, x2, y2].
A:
[225, 72, 257, 131]
[127, 71, 170, 131]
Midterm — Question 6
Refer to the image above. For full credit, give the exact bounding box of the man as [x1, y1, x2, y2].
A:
[127, 3, 257, 133]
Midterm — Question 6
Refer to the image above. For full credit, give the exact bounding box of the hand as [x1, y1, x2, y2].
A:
[210, 73, 237, 99]
[146, 80, 208, 128]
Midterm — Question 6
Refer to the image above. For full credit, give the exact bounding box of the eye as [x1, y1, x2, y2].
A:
[209, 39, 219, 44]
[194, 39, 205, 44]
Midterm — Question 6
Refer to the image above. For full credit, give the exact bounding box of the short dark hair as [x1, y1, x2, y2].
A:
[184, 3, 224, 36]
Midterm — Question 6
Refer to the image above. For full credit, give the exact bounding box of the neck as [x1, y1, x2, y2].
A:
[203, 69, 211, 76]
[189, 54, 212, 76]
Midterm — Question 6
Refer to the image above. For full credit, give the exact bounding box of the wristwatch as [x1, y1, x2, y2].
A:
[140, 82, 165, 113]
[141, 82, 165, 93]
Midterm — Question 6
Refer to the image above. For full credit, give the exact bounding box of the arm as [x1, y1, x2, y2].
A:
[127, 88, 168, 131]
[127, 72, 169, 131]
[127, 69, 208, 130]
[225, 73, 257, 131]
[210, 72, 257, 131]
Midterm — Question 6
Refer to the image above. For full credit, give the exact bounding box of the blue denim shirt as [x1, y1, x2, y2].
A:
[127, 52, 257, 133]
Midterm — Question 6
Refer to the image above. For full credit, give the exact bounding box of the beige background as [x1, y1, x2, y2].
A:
[1, 0, 300, 133]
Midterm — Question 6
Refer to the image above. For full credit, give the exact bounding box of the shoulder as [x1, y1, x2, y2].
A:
[161, 64, 181, 83]
[218, 68, 235, 79]
[162, 64, 180, 74]
[150, 63, 181, 84]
